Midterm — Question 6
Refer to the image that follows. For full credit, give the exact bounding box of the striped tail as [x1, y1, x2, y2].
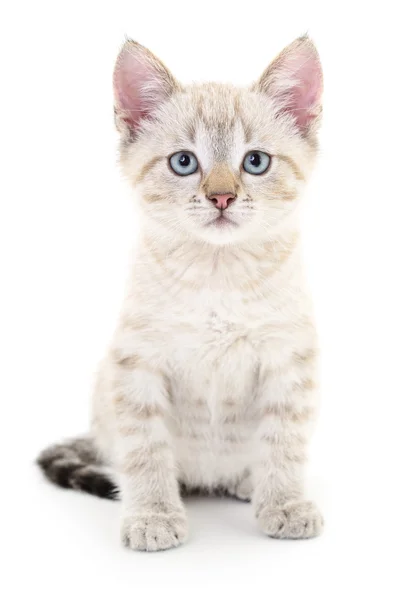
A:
[37, 436, 118, 500]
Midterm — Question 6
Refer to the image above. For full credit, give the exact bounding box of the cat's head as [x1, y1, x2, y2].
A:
[114, 36, 323, 245]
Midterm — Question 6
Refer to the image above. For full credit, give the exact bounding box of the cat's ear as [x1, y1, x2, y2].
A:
[254, 36, 323, 136]
[113, 40, 180, 137]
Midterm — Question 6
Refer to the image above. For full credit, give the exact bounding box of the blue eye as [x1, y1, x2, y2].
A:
[243, 151, 271, 175]
[169, 151, 199, 176]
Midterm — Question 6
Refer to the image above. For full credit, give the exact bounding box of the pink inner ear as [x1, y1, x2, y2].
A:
[114, 53, 147, 127]
[270, 41, 323, 131]
[287, 53, 322, 129]
[114, 45, 170, 132]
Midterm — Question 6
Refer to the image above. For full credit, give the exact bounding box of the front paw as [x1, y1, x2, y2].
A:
[257, 501, 323, 539]
[121, 510, 188, 552]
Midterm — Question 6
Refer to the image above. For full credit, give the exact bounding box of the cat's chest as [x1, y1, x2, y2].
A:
[168, 301, 257, 359]
[153, 289, 280, 372]
[163, 288, 267, 342]
[135, 285, 294, 389]
[166, 304, 260, 402]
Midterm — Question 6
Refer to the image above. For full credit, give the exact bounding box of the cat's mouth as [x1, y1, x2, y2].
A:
[206, 215, 238, 229]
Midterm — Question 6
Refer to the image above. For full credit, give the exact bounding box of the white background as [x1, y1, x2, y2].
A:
[1, 1, 406, 598]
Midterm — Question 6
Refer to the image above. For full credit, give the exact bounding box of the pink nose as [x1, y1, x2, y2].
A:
[208, 193, 236, 210]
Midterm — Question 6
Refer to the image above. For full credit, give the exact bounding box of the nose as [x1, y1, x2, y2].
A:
[208, 193, 236, 210]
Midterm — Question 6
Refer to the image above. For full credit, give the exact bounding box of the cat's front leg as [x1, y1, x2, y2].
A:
[253, 345, 324, 539]
[112, 353, 187, 551]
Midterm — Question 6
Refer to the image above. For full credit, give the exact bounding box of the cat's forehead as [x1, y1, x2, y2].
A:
[189, 83, 240, 130]
[179, 83, 252, 166]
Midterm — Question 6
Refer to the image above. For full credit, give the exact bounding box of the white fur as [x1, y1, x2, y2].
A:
[90, 36, 324, 551]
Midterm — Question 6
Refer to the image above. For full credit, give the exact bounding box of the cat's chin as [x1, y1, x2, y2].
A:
[205, 215, 239, 230]
[194, 219, 252, 246]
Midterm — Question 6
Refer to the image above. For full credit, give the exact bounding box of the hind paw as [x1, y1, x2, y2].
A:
[227, 472, 253, 501]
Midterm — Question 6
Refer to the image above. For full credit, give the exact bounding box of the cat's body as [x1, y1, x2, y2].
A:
[93, 230, 315, 493]
[38, 36, 324, 551]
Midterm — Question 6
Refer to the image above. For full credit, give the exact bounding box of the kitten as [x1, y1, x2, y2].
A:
[38, 35, 324, 551]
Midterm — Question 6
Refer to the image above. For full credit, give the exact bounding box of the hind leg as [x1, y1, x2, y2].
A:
[179, 469, 253, 502]
[225, 469, 253, 501]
